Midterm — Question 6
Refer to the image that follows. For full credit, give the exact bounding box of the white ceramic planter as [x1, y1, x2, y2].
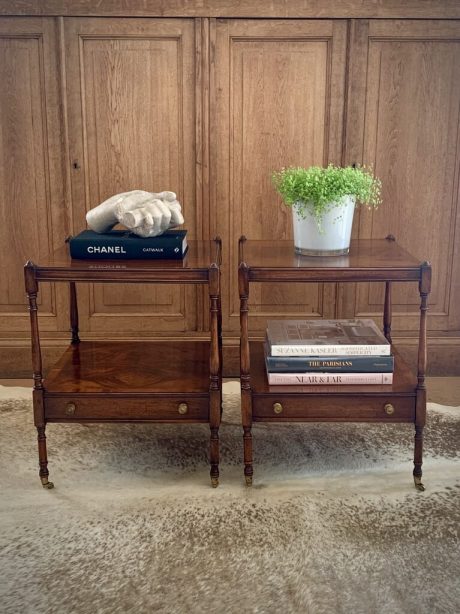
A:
[292, 195, 356, 256]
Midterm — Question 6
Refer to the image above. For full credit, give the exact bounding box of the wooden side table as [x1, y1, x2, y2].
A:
[238, 236, 431, 490]
[25, 238, 222, 488]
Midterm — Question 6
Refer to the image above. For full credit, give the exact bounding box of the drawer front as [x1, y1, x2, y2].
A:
[45, 396, 209, 422]
[252, 395, 415, 422]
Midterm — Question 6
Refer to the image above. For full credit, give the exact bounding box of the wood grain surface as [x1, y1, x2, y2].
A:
[212, 19, 347, 333]
[343, 19, 460, 336]
[0, 18, 68, 336]
[238, 241, 428, 483]
[1, 1, 459, 19]
[64, 17, 198, 334]
[239, 239, 423, 281]
[44, 340, 211, 394]
[1, 11, 459, 375]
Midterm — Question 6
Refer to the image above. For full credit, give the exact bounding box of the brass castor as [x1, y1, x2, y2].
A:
[245, 475, 253, 487]
[414, 476, 425, 492]
[40, 477, 54, 489]
[211, 477, 219, 488]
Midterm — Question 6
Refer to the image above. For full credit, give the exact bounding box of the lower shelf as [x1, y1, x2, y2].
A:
[44, 340, 212, 395]
[248, 341, 418, 422]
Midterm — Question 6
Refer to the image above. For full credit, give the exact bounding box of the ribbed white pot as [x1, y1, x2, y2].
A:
[292, 195, 356, 256]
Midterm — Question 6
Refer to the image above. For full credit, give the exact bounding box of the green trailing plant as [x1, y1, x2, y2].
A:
[272, 164, 382, 230]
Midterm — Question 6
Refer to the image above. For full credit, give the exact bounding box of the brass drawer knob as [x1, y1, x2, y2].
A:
[178, 402, 188, 415]
[384, 403, 395, 415]
[65, 402, 76, 415]
[273, 402, 283, 414]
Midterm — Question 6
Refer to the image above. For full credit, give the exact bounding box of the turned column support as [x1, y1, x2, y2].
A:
[69, 281, 80, 344]
[208, 259, 221, 487]
[416, 262, 431, 391]
[383, 281, 392, 343]
[25, 262, 53, 489]
[24, 262, 43, 391]
[239, 236, 253, 485]
[413, 261, 431, 491]
[214, 237, 223, 392]
[209, 263, 221, 386]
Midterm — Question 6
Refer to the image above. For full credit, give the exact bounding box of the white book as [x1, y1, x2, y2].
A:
[267, 372, 394, 385]
[267, 319, 391, 357]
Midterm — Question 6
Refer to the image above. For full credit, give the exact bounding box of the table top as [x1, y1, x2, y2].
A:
[238, 238, 429, 283]
[26, 238, 221, 283]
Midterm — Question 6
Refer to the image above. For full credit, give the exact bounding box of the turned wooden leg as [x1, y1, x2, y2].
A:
[209, 263, 221, 488]
[210, 427, 219, 488]
[209, 383, 220, 487]
[413, 262, 430, 492]
[413, 425, 424, 491]
[25, 264, 54, 489]
[243, 426, 253, 486]
[239, 255, 253, 486]
[37, 425, 54, 489]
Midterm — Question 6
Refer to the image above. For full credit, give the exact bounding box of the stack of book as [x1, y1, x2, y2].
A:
[264, 319, 393, 385]
[68, 229, 188, 260]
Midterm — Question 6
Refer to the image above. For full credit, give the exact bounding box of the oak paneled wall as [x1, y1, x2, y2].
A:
[1, 1, 459, 19]
[0, 17, 68, 342]
[211, 19, 348, 333]
[342, 20, 460, 343]
[64, 17, 198, 333]
[0, 12, 460, 376]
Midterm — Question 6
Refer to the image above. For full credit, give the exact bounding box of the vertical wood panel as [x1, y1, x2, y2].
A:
[212, 19, 348, 333]
[64, 17, 197, 333]
[343, 20, 460, 334]
[0, 18, 67, 334]
[194, 17, 210, 332]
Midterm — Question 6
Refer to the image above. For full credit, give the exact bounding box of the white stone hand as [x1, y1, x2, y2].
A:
[86, 190, 184, 237]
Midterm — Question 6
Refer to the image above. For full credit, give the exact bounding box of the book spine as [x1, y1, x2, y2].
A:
[269, 344, 391, 357]
[265, 354, 394, 373]
[267, 372, 394, 385]
[69, 240, 186, 260]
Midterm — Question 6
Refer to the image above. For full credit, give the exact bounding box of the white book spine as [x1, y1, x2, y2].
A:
[270, 344, 391, 357]
[267, 372, 394, 385]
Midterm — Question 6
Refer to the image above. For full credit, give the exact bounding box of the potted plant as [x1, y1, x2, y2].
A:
[272, 164, 382, 256]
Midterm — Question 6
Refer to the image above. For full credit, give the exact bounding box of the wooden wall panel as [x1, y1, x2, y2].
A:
[1, 11, 460, 377]
[64, 18, 198, 333]
[343, 20, 460, 339]
[0, 18, 67, 336]
[1, 1, 459, 19]
[212, 19, 348, 333]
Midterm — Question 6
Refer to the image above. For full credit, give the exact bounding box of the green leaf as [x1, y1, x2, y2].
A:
[272, 164, 382, 222]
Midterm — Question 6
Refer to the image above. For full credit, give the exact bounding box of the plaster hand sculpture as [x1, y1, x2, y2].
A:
[86, 190, 184, 238]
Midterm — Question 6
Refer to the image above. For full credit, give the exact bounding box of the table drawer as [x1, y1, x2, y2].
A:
[45, 396, 209, 422]
[252, 395, 415, 422]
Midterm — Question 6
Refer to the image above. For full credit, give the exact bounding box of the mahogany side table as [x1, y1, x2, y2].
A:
[238, 236, 431, 490]
[25, 238, 222, 488]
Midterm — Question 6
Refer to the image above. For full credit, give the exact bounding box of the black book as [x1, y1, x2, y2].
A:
[264, 342, 394, 373]
[69, 229, 188, 260]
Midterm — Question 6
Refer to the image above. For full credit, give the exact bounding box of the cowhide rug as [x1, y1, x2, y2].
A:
[0, 382, 459, 614]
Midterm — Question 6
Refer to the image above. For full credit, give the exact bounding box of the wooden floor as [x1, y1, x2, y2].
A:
[1, 377, 459, 406]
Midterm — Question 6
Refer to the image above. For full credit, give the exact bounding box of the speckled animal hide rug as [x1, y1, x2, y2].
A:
[0, 382, 459, 614]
